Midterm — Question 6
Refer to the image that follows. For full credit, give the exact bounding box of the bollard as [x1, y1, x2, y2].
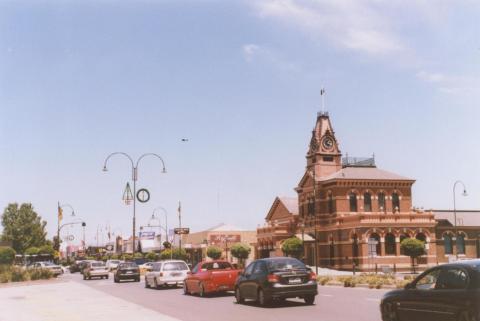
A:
[353, 263, 356, 276]
[394, 263, 396, 274]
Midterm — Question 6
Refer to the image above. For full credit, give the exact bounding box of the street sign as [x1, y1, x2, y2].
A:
[174, 228, 190, 235]
[105, 244, 114, 251]
[136, 188, 150, 203]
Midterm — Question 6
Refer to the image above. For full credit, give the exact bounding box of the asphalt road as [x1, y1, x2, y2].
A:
[67, 273, 387, 321]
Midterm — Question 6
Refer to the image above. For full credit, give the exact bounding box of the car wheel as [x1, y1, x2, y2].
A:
[183, 283, 190, 295]
[382, 302, 399, 321]
[145, 278, 150, 288]
[114, 276, 119, 283]
[106, 275, 109, 280]
[235, 287, 244, 304]
[199, 283, 206, 297]
[154, 278, 160, 289]
[258, 289, 271, 307]
[136, 277, 140, 282]
[458, 310, 478, 321]
[304, 295, 315, 305]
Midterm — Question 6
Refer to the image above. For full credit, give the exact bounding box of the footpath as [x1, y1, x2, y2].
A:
[0, 280, 182, 321]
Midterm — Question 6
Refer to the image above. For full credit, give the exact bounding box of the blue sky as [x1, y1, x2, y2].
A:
[1, 0, 479, 245]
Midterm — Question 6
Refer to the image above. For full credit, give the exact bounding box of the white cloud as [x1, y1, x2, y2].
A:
[252, 0, 405, 56]
[416, 70, 480, 96]
[242, 43, 300, 72]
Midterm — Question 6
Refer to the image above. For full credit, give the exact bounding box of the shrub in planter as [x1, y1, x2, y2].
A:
[206, 246, 223, 260]
[230, 243, 251, 268]
[0, 271, 10, 283]
[318, 276, 332, 286]
[145, 252, 158, 261]
[29, 268, 52, 280]
[10, 266, 28, 282]
[0, 247, 16, 265]
[281, 237, 303, 259]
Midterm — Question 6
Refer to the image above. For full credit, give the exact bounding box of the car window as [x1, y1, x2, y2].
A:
[192, 263, 200, 274]
[152, 263, 162, 272]
[92, 262, 105, 267]
[201, 262, 232, 271]
[436, 268, 469, 290]
[244, 262, 255, 275]
[120, 263, 138, 268]
[163, 262, 188, 271]
[415, 269, 441, 290]
[266, 258, 305, 271]
[253, 261, 266, 274]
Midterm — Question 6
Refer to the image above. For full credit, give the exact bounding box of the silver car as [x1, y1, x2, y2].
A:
[145, 260, 190, 289]
[83, 261, 109, 280]
[31, 261, 63, 277]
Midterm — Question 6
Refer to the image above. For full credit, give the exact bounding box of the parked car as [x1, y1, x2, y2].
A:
[114, 262, 140, 283]
[69, 260, 85, 273]
[31, 261, 63, 277]
[380, 259, 480, 321]
[183, 260, 241, 297]
[234, 257, 318, 306]
[106, 260, 123, 271]
[145, 260, 190, 289]
[79, 260, 96, 275]
[83, 261, 109, 280]
[139, 262, 155, 273]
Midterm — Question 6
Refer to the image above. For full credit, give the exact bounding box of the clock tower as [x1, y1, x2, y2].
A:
[306, 112, 342, 179]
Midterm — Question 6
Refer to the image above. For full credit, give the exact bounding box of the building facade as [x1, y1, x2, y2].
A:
[257, 111, 479, 271]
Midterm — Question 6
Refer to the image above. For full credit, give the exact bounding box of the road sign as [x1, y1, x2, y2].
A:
[174, 228, 190, 235]
[136, 188, 150, 203]
[105, 244, 114, 251]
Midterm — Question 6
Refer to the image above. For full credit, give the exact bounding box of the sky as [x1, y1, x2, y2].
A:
[1, 0, 479, 246]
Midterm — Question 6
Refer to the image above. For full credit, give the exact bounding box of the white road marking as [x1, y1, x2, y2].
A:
[319, 294, 333, 297]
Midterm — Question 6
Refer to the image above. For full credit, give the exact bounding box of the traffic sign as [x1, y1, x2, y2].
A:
[174, 228, 190, 235]
[136, 188, 150, 203]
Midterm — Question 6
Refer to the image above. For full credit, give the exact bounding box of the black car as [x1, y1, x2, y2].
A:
[114, 262, 140, 283]
[234, 257, 318, 306]
[381, 260, 480, 321]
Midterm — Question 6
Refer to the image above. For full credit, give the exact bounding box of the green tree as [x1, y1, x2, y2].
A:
[401, 238, 425, 273]
[163, 241, 171, 249]
[145, 252, 158, 261]
[159, 248, 187, 261]
[25, 247, 40, 256]
[207, 246, 223, 260]
[38, 244, 55, 256]
[230, 243, 251, 267]
[134, 252, 144, 260]
[281, 237, 303, 258]
[1, 203, 48, 253]
[0, 247, 16, 265]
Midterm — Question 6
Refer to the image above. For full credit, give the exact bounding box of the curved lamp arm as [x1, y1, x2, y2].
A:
[136, 153, 167, 173]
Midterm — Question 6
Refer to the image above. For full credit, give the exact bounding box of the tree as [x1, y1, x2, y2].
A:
[160, 248, 187, 261]
[38, 244, 55, 256]
[0, 247, 16, 265]
[145, 252, 158, 261]
[281, 237, 303, 258]
[207, 246, 223, 260]
[401, 238, 425, 273]
[230, 243, 251, 267]
[25, 247, 40, 256]
[1, 203, 48, 253]
[163, 241, 171, 249]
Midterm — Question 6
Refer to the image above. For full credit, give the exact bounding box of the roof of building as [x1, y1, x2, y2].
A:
[318, 166, 414, 182]
[206, 223, 248, 232]
[278, 197, 299, 215]
[433, 210, 480, 227]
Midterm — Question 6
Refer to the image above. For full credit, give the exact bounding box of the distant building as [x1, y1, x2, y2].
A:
[256, 110, 480, 271]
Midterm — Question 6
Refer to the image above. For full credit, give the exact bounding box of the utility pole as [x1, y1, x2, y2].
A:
[178, 201, 182, 251]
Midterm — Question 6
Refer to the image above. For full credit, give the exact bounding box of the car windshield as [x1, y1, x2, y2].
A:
[163, 262, 188, 271]
[266, 258, 306, 271]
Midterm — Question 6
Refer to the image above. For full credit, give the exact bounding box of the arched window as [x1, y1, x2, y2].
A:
[378, 192, 386, 212]
[416, 233, 426, 243]
[349, 193, 358, 212]
[443, 234, 453, 255]
[364, 192, 372, 212]
[385, 233, 396, 255]
[327, 193, 334, 214]
[400, 234, 409, 255]
[392, 193, 400, 212]
[308, 197, 315, 216]
[457, 234, 465, 255]
[369, 233, 381, 256]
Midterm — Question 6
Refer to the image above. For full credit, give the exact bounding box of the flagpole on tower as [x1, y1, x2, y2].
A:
[320, 88, 326, 114]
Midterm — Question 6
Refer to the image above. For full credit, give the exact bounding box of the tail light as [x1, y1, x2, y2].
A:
[159, 272, 163, 277]
[267, 274, 280, 283]
[309, 272, 317, 281]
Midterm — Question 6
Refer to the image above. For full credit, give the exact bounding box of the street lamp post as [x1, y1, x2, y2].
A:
[152, 207, 169, 246]
[308, 169, 318, 275]
[453, 180, 468, 259]
[56, 203, 75, 252]
[103, 152, 167, 256]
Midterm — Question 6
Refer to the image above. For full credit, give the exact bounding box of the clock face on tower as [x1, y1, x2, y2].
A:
[322, 136, 334, 150]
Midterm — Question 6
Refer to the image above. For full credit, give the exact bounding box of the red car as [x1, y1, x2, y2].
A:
[183, 260, 241, 297]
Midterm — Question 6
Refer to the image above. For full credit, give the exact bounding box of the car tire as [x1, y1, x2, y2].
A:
[183, 283, 189, 295]
[145, 278, 150, 288]
[114, 276, 119, 283]
[258, 289, 271, 307]
[106, 275, 109, 280]
[458, 310, 478, 321]
[382, 302, 398, 321]
[235, 287, 244, 304]
[304, 295, 315, 305]
[154, 278, 160, 290]
[136, 277, 140, 282]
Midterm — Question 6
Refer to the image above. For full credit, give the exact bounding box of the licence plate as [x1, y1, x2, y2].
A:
[171, 272, 181, 277]
[289, 278, 302, 284]
[126, 271, 132, 274]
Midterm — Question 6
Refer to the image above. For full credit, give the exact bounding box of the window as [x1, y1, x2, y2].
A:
[378, 193, 386, 212]
[307, 197, 315, 216]
[443, 234, 453, 255]
[415, 269, 441, 290]
[349, 193, 358, 212]
[163, 262, 189, 271]
[385, 233, 396, 255]
[364, 192, 372, 212]
[327, 194, 334, 214]
[244, 262, 255, 276]
[323, 156, 334, 162]
[253, 261, 267, 274]
[416, 233, 426, 243]
[436, 268, 469, 290]
[392, 193, 400, 212]
[457, 234, 465, 255]
[369, 233, 381, 256]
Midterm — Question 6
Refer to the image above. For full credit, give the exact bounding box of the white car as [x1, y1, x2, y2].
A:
[106, 260, 123, 271]
[139, 262, 154, 272]
[83, 261, 109, 280]
[31, 261, 63, 277]
[144, 260, 190, 289]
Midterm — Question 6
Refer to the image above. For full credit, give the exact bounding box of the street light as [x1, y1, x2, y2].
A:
[453, 180, 468, 259]
[307, 169, 318, 275]
[56, 203, 76, 252]
[102, 152, 167, 256]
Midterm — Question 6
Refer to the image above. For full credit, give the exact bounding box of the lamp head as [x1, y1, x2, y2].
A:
[102, 166, 108, 172]
[162, 168, 167, 174]
[71, 211, 75, 217]
[462, 189, 468, 197]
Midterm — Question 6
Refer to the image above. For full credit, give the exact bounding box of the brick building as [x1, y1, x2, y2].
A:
[257, 111, 480, 271]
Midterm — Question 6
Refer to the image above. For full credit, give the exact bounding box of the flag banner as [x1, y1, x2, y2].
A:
[58, 204, 63, 222]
